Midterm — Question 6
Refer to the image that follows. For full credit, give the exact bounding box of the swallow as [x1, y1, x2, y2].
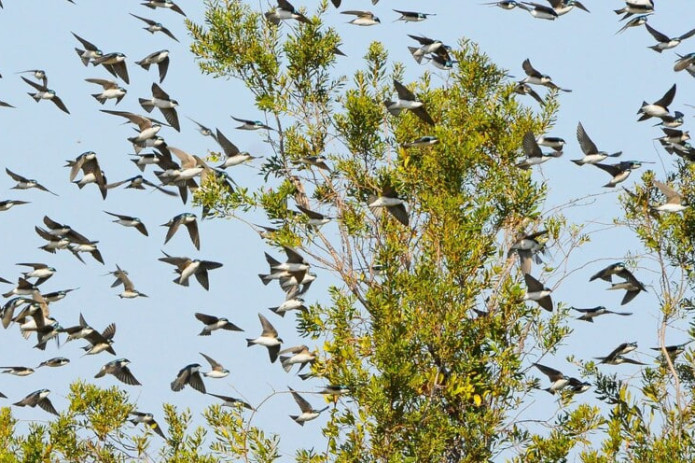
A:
[214, 129, 256, 169]
[593, 161, 642, 188]
[14, 389, 58, 415]
[385, 79, 435, 125]
[156, 146, 207, 184]
[93, 52, 129, 84]
[130, 14, 179, 41]
[520, 59, 570, 92]
[637, 83, 676, 121]
[100, 110, 162, 142]
[288, 387, 329, 425]
[645, 23, 695, 52]
[522, 273, 553, 311]
[42, 288, 77, 303]
[652, 180, 686, 212]
[482, 0, 521, 9]
[654, 111, 684, 128]
[596, 342, 644, 365]
[199, 353, 229, 378]
[246, 313, 283, 363]
[72, 32, 103, 66]
[0, 99, 14, 108]
[262, 247, 310, 287]
[279, 345, 315, 373]
[2, 277, 41, 299]
[516, 131, 562, 169]
[135, 49, 170, 83]
[608, 268, 646, 305]
[85, 78, 127, 105]
[265, 0, 311, 25]
[171, 363, 206, 393]
[518, 2, 558, 20]
[95, 358, 140, 385]
[195, 312, 243, 335]
[0, 366, 34, 376]
[545, 0, 589, 15]
[17, 263, 55, 286]
[82, 322, 116, 355]
[508, 229, 547, 274]
[139, 83, 180, 131]
[407, 35, 450, 64]
[207, 393, 254, 410]
[17, 69, 47, 87]
[104, 211, 148, 236]
[106, 174, 176, 196]
[571, 306, 632, 322]
[651, 341, 693, 362]
[614, 0, 654, 19]
[533, 363, 569, 394]
[513, 82, 544, 105]
[616, 14, 650, 34]
[142, 0, 186, 16]
[269, 295, 307, 317]
[21, 76, 69, 114]
[318, 384, 350, 396]
[536, 135, 565, 152]
[63, 313, 95, 342]
[368, 184, 409, 226]
[65, 151, 107, 199]
[162, 212, 199, 249]
[296, 205, 331, 227]
[36, 357, 69, 368]
[393, 9, 435, 22]
[5, 168, 57, 195]
[230, 115, 274, 131]
[129, 412, 166, 438]
[109, 265, 147, 299]
[589, 262, 628, 282]
[402, 136, 439, 148]
[572, 122, 622, 165]
[159, 252, 223, 290]
[340, 9, 380, 25]
[188, 117, 215, 139]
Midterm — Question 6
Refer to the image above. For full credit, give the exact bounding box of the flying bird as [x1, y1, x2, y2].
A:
[104, 211, 148, 236]
[14, 389, 58, 415]
[637, 84, 676, 121]
[158, 252, 223, 290]
[135, 49, 170, 83]
[130, 14, 179, 41]
[194, 312, 243, 336]
[139, 83, 180, 131]
[288, 387, 329, 425]
[522, 273, 553, 311]
[85, 78, 127, 105]
[246, 314, 283, 363]
[129, 412, 166, 438]
[94, 358, 141, 385]
[572, 122, 622, 165]
[385, 79, 435, 126]
[21, 76, 69, 114]
[5, 168, 57, 195]
[142, 0, 186, 16]
[533, 363, 569, 394]
[162, 213, 199, 249]
[171, 363, 206, 393]
[265, 0, 311, 25]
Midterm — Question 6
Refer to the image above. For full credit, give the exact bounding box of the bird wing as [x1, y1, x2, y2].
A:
[654, 83, 677, 108]
[576, 122, 598, 155]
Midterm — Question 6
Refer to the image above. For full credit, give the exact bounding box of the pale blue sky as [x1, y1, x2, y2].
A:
[0, 0, 692, 459]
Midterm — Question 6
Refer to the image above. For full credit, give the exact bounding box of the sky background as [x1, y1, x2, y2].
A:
[0, 0, 692, 460]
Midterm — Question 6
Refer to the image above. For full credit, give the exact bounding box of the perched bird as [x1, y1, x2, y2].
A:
[572, 122, 622, 165]
[393, 10, 435, 22]
[104, 211, 148, 236]
[208, 393, 254, 410]
[533, 363, 569, 394]
[139, 83, 180, 131]
[199, 353, 229, 378]
[72, 32, 103, 66]
[593, 161, 642, 188]
[385, 79, 435, 126]
[522, 273, 553, 312]
[171, 363, 206, 393]
[520, 59, 571, 92]
[129, 412, 166, 438]
[516, 131, 562, 169]
[571, 306, 632, 322]
[341, 10, 380, 26]
[158, 252, 223, 290]
[162, 213, 199, 249]
[135, 49, 170, 83]
[368, 184, 409, 227]
[94, 358, 141, 385]
[637, 83, 676, 121]
[652, 181, 686, 213]
[85, 78, 127, 105]
[194, 312, 243, 336]
[645, 24, 695, 52]
[14, 389, 58, 415]
[230, 115, 274, 131]
[142, 0, 186, 16]
[246, 314, 283, 363]
[265, 0, 311, 25]
[21, 76, 69, 114]
[130, 14, 179, 41]
[288, 387, 329, 425]
[596, 342, 644, 365]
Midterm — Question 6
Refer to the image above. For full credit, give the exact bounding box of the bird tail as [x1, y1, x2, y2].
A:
[280, 356, 292, 372]
[570, 159, 584, 166]
[246, 338, 255, 347]
[290, 415, 304, 426]
[92, 94, 106, 105]
[130, 159, 146, 172]
[258, 274, 272, 286]
[268, 306, 284, 317]
[135, 60, 151, 70]
[138, 99, 155, 112]
[28, 93, 40, 102]
[74, 48, 90, 66]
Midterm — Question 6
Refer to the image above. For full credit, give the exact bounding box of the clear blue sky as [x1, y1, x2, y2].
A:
[0, 0, 691, 459]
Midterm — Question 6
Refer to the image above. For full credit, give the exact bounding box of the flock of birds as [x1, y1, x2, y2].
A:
[0, 0, 690, 454]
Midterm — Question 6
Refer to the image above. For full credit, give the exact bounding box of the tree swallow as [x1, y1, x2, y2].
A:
[199, 353, 229, 378]
[572, 122, 622, 165]
[288, 387, 329, 425]
[385, 79, 435, 125]
[14, 389, 58, 415]
[571, 306, 632, 322]
[171, 363, 206, 393]
[194, 312, 243, 335]
[129, 411, 166, 438]
[523, 273, 553, 311]
[593, 161, 642, 187]
[533, 363, 569, 394]
[638, 83, 676, 121]
[158, 252, 223, 290]
[246, 314, 283, 363]
[95, 358, 141, 385]
[85, 78, 127, 105]
[21, 76, 69, 114]
[135, 49, 170, 83]
[130, 14, 179, 42]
